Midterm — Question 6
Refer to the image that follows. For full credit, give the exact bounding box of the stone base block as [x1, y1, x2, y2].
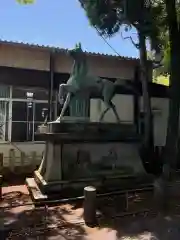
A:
[34, 170, 63, 194]
[26, 177, 81, 206]
[26, 177, 48, 205]
[26, 177, 74, 206]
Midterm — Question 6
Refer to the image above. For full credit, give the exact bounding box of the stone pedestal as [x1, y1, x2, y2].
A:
[35, 141, 63, 193]
[26, 121, 152, 204]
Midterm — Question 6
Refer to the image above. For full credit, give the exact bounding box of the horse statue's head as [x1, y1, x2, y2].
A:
[67, 42, 88, 80]
[68, 42, 84, 60]
[74, 42, 83, 53]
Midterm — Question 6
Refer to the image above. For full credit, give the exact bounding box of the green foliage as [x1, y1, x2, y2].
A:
[80, 0, 163, 53]
[149, 1, 167, 52]
[148, 2, 172, 79]
[153, 73, 169, 86]
[163, 40, 170, 72]
[151, 1, 180, 76]
[16, 0, 34, 4]
[80, 0, 123, 36]
[156, 38, 170, 75]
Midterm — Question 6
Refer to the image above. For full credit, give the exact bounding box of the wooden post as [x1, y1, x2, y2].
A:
[48, 51, 54, 122]
[83, 186, 97, 226]
[0, 175, 3, 200]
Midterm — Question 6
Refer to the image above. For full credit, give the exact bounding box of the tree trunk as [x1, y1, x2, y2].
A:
[138, 31, 154, 149]
[163, 0, 180, 169]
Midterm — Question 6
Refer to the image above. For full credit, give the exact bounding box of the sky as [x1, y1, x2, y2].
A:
[0, 0, 139, 58]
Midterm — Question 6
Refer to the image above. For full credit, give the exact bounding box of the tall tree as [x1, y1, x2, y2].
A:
[79, 0, 161, 159]
[163, 0, 180, 169]
[141, 0, 180, 169]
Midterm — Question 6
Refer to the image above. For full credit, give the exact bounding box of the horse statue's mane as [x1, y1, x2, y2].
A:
[70, 42, 87, 79]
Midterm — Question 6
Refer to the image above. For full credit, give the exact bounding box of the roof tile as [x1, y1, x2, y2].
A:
[0, 39, 138, 61]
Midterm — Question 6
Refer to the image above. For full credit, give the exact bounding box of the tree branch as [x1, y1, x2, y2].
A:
[121, 31, 140, 49]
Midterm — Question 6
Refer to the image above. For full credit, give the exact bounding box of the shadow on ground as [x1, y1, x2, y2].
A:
[1, 187, 180, 239]
[1, 191, 30, 207]
[106, 215, 180, 240]
[96, 192, 180, 239]
[0, 188, 86, 239]
[61, 191, 180, 239]
[1, 205, 87, 239]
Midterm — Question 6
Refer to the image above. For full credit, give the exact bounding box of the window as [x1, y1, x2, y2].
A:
[0, 85, 10, 98]
[11, 101, 34, 142]
[0, 84, 10, 141]
[35, 103, 48, 122]
[11, 122, 28, 142]
[12, 102, 27, 122]
[0, 85, 59, 142]
[11, 86, 54, 142]
[11, 101, 49, 142]
[0, 101, 9, 141]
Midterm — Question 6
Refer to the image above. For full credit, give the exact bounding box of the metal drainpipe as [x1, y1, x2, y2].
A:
[48, 49, 55, 121]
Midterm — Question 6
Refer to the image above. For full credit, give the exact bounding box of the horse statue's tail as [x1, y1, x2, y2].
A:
[114, 79, 130, 86]
[114, 79, 139, 94]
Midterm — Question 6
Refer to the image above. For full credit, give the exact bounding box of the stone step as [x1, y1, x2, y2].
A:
[26, 178, 47, 205]
[35, 122, 139, 142]
[47, 121, 136, 134]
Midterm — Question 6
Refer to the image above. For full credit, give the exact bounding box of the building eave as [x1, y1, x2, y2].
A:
[0, 39, 141, 63]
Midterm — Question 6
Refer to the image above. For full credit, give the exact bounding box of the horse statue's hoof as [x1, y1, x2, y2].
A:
[55, 118, 60, 122]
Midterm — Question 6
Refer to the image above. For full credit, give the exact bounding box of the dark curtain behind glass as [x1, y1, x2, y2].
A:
[11, 102, 34, 142]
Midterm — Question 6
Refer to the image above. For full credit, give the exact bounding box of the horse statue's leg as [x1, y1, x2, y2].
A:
[99, 101, 121, 123]
[109, 101, 121, 123]
[99, 83, 121, 123]
[56, 84, 72, 122]
[56, 92, 71, 122]
[99, 106, 110, 122]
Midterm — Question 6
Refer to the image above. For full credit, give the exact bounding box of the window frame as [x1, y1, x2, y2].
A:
[11, 99, 49, 142]
[0, 85, 58, 143]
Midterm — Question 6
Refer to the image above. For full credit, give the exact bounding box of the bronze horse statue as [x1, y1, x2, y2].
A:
[56, 43, 136, 122]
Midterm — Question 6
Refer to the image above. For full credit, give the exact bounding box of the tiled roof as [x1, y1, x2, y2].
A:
[0, 39, 138, 61]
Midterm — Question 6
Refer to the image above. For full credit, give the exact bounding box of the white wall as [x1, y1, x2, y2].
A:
[90, 95, 134, 123]
[140, 97, 169, 146]
[0, 142, 45, 167]
[152, 98, 169, 146]
[91, 94, 171, 146]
